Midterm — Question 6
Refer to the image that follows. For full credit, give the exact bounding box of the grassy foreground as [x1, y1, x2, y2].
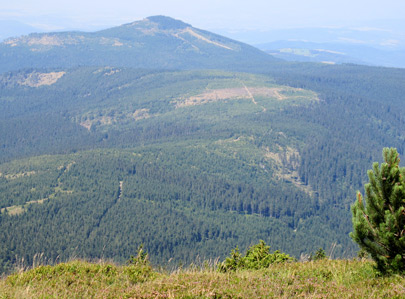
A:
[1, 259, 405, 298]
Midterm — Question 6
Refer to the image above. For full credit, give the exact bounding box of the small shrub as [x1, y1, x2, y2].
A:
[128, 244, 149, 267]
[309, 248, 327, 261]
[125, 244, 155, 283]
[218, 240, 293, 272]
[218, 246, 244, 272]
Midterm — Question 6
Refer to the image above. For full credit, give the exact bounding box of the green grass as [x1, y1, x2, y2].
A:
[1, 259, 405, 298]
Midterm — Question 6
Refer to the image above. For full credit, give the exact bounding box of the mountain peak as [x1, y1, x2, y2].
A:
[0, 15, 279, 73]
[145, 16, 191, 30]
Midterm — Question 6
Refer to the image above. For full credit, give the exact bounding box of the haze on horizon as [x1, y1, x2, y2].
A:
[1, 0, 404, 33]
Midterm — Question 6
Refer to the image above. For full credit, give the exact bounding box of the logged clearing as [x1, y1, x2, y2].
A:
[1, 198, 48, 216]
[27, 35, 64, 46]
[241, 82, 267, 112]
[133, 108, 151, 121]
[4, 35, 64, 47]
[263, 145, 313, 196]
[80, 116, 113, 131]
[1, 162, 75, 216]
[19, 71, 66, 87]
[175, 86, 297, 107]
[5, 35, 84, 47]
[0, 170, 36, 180]
[99, 37, 124, 47]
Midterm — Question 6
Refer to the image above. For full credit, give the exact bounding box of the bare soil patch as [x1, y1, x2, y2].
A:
[133, 109, 151, 121]
[27, 35, 63, 46]
[175, 87, 288, 107]
[184, 28, 233, 50]
[263, 146, 313, 195]
[0, 171, 36, 180]
[80, 116, 112, 131]
[19, 72, 66, 87]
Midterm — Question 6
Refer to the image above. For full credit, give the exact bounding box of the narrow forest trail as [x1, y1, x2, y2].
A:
[241, 82, 267, 112]
[118, 181, 123, 202]
[87, 180, 123, 238]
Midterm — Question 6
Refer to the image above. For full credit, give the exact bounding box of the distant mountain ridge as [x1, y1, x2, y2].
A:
[0, 20, 43, 42]
[0, 16, 278, 73]
[256, 40, 405, 68]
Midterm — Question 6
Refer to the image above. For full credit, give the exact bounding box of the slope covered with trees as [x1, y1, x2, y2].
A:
[0, 16, 278, 73]
[0, 146, 347, 273]
[0, 17, 404, 274]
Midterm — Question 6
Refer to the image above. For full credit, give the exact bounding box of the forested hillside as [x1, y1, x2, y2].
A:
[0, 16, 404, 274]
[0, 16, 277, 73]
[0, 68, 317, 161]
[0, 146, 347, 273]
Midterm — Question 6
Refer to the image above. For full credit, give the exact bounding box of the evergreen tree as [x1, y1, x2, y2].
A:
[350, 148, 405, 273]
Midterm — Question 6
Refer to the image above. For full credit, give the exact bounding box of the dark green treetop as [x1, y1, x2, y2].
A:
[350, 148, 405, 273]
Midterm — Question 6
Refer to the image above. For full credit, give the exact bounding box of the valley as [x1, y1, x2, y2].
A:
[0, 16, 404, 274]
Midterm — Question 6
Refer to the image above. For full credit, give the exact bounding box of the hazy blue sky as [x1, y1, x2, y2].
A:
[1, 0, 405, 31]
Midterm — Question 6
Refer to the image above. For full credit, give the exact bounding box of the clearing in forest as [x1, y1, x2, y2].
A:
[175, 85, 314, 108]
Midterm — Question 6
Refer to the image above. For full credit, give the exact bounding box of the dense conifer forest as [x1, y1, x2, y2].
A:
[0, 16, 405, 274]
